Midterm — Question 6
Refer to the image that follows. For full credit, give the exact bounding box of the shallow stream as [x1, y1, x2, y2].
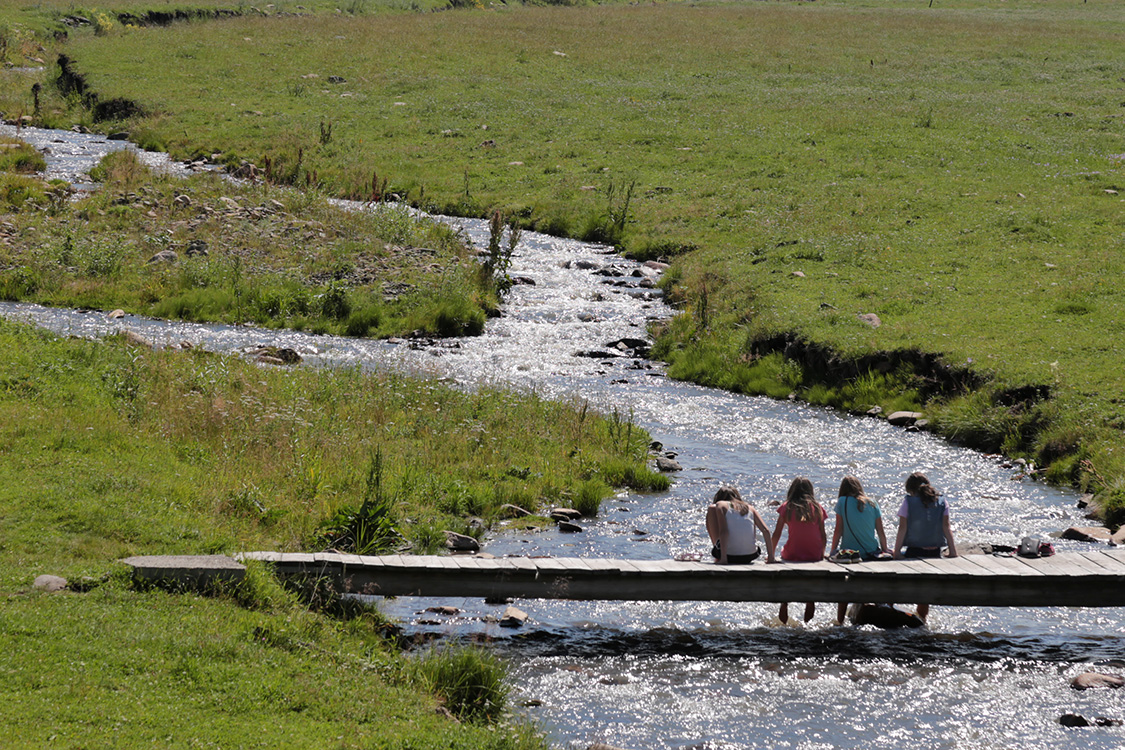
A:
[2, 124, 1122, 749]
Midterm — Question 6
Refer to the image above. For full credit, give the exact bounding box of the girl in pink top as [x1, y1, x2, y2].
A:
[771, 477, 828, 623]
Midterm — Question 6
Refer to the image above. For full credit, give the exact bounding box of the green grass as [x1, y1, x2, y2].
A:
[0, 150, 502, 336]
[0, 571, 547, 749]
[34, 0, 1125, 513]
[0, 317, 658, 742]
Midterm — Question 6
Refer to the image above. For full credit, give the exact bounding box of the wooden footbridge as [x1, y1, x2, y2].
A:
[123, 550, 1125, 607]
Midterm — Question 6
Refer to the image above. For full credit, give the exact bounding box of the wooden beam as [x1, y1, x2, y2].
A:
[230, 551, 1125, 607]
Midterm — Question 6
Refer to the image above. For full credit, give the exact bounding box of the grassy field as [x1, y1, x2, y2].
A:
[0, 150, 503, 338]
[30, 0, 1123, 512]
[0, 314, 663, 744]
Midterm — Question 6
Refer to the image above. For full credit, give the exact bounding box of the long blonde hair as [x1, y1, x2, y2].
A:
[713, 486, 750, 516]
[838, 476, 870, 512]
[785, 476, 817, 522]
[905, 472, 939, 508]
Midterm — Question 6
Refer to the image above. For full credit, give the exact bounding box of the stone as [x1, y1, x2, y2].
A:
[444, 531, 480, 553]
[643, 261, 670, 272]
[866, 406, 883, 416]
[425, 606, 460, 616]
[500, 504, 532, 518]
[1071, 672, 1125, 690]
[886, 411, 924, 426]
[557, 521, 584, 533]
[1061, 527, 1113, 543]
[146, 249, 177, 264]
[791, 271, 805, 278]
[588, 745, 632, 750]
[574, 259, 601, 270]
[1059, 713, 1090, 727]
[123, 330, 155, 349]
[185, 239, 208, 257]
[499, 605, 529, 627]
[655, 456, 682, 472]
[33, 574, 67, 592]
[107, 309, 125, 319]
[173, 194, 191, 208]
[857, 313, 882, 328]
[549, 508, 582, 521]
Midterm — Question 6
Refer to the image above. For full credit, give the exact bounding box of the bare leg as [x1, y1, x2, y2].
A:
[803, 602, 815, 622]
[917, 604, 929, 623]
[837, 602, 848, 624]
[779, 602, 789, 624]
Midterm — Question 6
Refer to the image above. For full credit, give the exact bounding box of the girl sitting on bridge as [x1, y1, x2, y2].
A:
[706, 486, 776, 565]
[830, 475, 890, 623]
[772, 477, 828, 623]
[894, 472, 959, 623]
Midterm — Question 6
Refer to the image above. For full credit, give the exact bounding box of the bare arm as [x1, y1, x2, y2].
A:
[894, 516, 907, 559]
[875, 517, 888, 552]
[752, 508, 777, 562]
[771, 512, 786, 558]
[830, 514, 843, 555]
[708, 503, 730, 564]
[942, 515, 958, 558]
[817, 505, 828, 554]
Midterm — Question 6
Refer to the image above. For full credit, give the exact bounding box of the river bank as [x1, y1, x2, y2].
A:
[15, 0, 1120, 522]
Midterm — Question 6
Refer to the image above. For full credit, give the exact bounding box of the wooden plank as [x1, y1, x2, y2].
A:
[503, 556, 539, 572]
[1069, 551, 1125, 576]
[1084, 549, 1125, 573]
[1018, 555, 1093, 577]
[530, 558, 575, 573]
[582, 558, 621, 572]
[970, 554, 1044, 576]
[927, 555, 994, 576]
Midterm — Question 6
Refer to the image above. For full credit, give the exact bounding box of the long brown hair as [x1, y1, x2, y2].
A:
[785, 476, 817, 522]
[712, 485, 750, 516]
[905, 472, 939, 507]
[838, 476, 870, 512]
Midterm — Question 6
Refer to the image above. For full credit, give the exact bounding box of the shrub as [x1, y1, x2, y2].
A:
[573, 478, 608, 517]
[345, 305, 382, 337]
[415, 645, 509, 723]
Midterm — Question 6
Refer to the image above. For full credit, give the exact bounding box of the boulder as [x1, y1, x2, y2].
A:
[123, 330, 155, 349]
[185, 239, 208, 257]
[499, 606, 529, 628]
[33, 574, 67, 592]
[549, 508, 582, 521]
[146, 249, 177, 264]
[1061, 527, 1113, 543]
[107, 309, 125, 319]
[444, 531, 480, 553]
[643, 261, 670, 272]
[1071, 672, 1125, 690]
[425, 606, 460, 616]
[857, 313, 882, 328]
[574, 259, 601, 270]
[886, 411, 924, 427]
[655, 456, 683, 472]
[557, 521, 584, 533]
[1059, 714, 1090, 727]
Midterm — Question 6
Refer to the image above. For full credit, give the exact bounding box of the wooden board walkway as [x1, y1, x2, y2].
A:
[219, 550, 1125, 608]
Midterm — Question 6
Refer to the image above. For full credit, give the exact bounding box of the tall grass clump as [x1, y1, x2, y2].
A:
[415, 645, 510, 723]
